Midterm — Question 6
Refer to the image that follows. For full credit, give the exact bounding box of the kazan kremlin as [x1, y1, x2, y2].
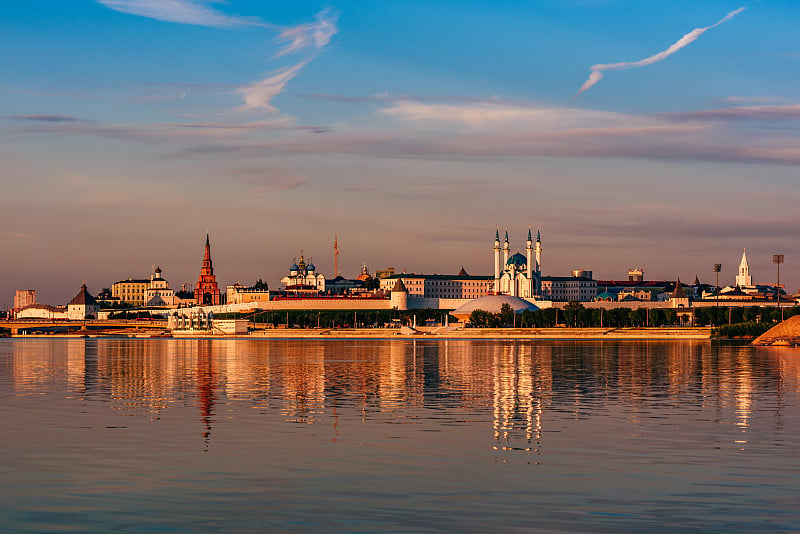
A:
[9, 228, 792, 331]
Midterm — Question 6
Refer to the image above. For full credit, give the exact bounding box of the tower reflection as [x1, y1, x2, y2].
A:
[1, 339, 794, 455]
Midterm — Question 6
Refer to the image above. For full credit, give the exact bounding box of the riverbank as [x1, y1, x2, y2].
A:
[249, 326, 712, 339]
[11, 326, 712, 340]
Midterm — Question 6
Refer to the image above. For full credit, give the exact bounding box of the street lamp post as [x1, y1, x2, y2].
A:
[713, 264, 722, 307]
[773, 254, 784, 321]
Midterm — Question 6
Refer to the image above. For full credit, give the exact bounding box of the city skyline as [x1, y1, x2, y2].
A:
[2, 0, 798, 303]
[4, 231, 790, 307]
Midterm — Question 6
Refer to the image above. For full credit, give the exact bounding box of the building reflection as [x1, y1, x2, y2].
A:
[196, 340, 216, 446]
[3, 339, 795, 454]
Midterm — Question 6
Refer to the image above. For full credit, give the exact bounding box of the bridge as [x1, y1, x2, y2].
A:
[1, 319, 168, 336]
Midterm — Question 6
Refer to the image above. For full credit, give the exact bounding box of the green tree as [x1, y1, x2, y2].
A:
[363, 277, 380, 291]
[469, 309, 492, 327]
[563, 301, 584, 327]
[253, 279, 269, 291]
[499, 303, 515, 327]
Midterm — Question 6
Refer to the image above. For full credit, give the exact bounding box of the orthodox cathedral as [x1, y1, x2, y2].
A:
[281, 253, 326, 291]
[494, 228, 542, 298]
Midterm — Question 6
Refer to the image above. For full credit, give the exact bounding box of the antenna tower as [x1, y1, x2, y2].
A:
[333, 235, 340, 277]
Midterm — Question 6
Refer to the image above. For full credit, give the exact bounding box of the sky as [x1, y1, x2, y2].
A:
[1, 0, 799, 305]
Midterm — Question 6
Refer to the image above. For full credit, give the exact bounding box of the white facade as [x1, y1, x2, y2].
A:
[540, 276, 598, 302]
[379, 274, 492, 299]
[144, 267, 176, 307]
[66, 284, 100, 320]
[227, 283, 272, 304]
[15, 305, 68, 320]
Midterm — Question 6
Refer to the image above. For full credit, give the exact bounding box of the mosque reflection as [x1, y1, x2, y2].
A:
[5, 339, 798, 456]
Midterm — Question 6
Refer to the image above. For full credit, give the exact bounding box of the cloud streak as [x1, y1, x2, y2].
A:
[665, 103, 800, 122]
[223, 167, 308, 194]
[7, 114, 83, 123]
[97, 2, 338, 115]
[97, 0, 265, 28]
[237, 59, 312, 112]
[236, 10, 338, 112]
[577, 7, 745, 95]
[171, 99, 800, 166]
[276, 10, 338, 56]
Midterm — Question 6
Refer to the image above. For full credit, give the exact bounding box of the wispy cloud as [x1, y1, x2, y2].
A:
[134, 90, 187, 103]
[665, 103, 800, 122]
[172, 99, 800, 166]
[167, 117, 297, 130]
[276, 9, 338, 56]
[723, 96, 784, 105]
[11, 118, 292, 143]
[97, 2, 338, 115]
[7, 114, 83, 123]
[577, 7, 745, 95]
[238, 59, 311, 112]
[223, 167, 307, 194]
[235, 10, 339, 112]
[97, 0, 264, 28]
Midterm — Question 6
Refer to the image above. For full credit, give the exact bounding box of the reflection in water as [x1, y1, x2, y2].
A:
[2, 339, 800, 533]
[197, 340, 216, 447]
[2, 338, 794, 455]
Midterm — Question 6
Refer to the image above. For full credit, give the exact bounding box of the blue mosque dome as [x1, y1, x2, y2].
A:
[506, 253, 527, 268]
[290, 263, 299, 271]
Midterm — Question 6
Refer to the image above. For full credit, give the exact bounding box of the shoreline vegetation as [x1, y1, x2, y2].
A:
[6, 304, 795, 341]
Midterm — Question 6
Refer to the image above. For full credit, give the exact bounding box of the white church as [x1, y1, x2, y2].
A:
[719, 248, 781, 297]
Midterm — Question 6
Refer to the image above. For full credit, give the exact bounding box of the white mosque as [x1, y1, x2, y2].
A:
[493, 228, 542, 298]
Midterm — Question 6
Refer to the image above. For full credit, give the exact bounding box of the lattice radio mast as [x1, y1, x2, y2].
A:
[333, 235, 340, 277]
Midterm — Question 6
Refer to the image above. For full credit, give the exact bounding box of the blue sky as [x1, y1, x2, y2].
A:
[1, 0, 799, 303]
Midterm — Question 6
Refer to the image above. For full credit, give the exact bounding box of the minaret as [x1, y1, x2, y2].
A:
[735, 248, 752, 287]
[535, 229, 542, 295]
[503, 229, 510, 267]
[493, 228, 501, 294]
[526, 227, 533, 297]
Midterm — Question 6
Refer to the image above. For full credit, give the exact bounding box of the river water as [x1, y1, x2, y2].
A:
[1, 338, 799, 532]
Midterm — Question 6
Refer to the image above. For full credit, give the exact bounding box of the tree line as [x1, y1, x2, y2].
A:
[214, 308, 447, 328]
[468, 303, 799, 329]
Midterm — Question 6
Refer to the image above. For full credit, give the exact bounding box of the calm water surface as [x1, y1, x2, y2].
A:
[1, 338, 799, 532]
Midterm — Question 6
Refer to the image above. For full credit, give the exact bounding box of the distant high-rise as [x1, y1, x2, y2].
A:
[194, 234, 220, 305]
[13, 289, 35, 310]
